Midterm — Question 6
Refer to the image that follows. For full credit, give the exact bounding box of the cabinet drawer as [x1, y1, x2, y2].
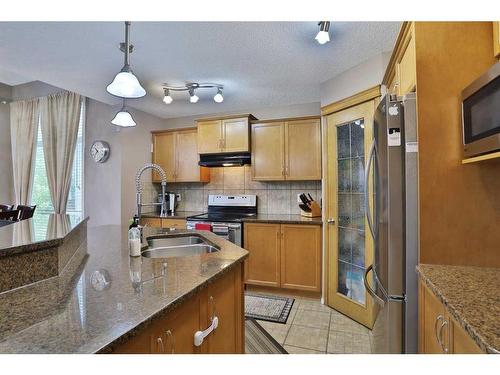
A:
[161, 218, 187, 229]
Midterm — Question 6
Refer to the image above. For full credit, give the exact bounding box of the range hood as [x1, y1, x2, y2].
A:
[199, 152, 251, 167]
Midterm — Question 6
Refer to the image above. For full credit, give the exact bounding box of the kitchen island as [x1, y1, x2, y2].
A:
[0, 225, 248, 354]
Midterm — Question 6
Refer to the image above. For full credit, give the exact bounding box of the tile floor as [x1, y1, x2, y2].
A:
[254, 292, 373, 354]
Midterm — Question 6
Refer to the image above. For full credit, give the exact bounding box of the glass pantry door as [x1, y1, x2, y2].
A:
[325, 100, 377, 329]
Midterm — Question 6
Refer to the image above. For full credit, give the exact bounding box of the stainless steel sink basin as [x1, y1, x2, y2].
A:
[142, 234, 219, 259]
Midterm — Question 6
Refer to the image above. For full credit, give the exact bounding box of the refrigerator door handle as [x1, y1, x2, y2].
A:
[364, 264, 385, 307]
[364, 139, 377, 240]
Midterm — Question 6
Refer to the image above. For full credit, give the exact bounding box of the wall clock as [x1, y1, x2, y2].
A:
[90, 140, 110, 163]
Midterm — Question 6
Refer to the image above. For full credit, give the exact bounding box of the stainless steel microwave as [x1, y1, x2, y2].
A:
[462, 61, 500, 158]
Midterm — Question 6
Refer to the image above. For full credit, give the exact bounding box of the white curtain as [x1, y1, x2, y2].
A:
[10, 99, 39, 206]
[39, 91, 82, 214]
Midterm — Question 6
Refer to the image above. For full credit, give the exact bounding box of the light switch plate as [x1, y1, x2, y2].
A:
[175, 193, 181, 201]
[297, 193, 302, 203]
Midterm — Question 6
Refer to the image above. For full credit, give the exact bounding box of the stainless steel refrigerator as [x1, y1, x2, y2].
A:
[364, 92, 419, 353]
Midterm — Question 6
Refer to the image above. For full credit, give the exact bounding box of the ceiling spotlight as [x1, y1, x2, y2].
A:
[163, 88, 173, 104]
[106, 21, 146, 99]
[189, 88, 199, 103]
[111, 99, 137, 127]
[213, 88, 224, 103]
[315, 21, 331, 45]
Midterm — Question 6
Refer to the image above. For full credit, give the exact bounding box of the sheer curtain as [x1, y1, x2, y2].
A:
[9, 99, 39, 206]
[39, 91, 82, 214]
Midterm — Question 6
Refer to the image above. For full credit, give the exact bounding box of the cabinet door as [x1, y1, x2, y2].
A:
[285, 119, 322, 180]
[197, 120, 223, 154]
[280, 224, 322, 291]
[493, 22, 500, 58]
[222, 117, 249, 153]
[251, 122, 285, 181]
[243, 223, 281, 287]
[152, 132, 176, 182]
[160, 292, 204, 354]
[422, 284, 446, 353]
[397, 33, 416, 95]
[449, 317, 483, 354]
[175, 130, 209, 182]
[207, 265, 244, 353]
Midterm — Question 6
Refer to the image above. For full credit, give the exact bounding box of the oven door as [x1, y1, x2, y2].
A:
[211, 223, 242, 247]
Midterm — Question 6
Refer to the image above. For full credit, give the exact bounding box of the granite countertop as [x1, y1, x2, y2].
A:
[417, 264, 500, 354]
[242, 214, 323, 225]
[0, 213, 88, 257]
[141, 211, 204, 219]
[0, 225, 248, 353]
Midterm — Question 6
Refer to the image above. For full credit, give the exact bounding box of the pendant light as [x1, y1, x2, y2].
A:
[106, 21, 146, 98]
[213, 87, 224, 103]
[163, 88, 173, 104]
[111, 99, 137, 127]
[315, 21, 331, 45]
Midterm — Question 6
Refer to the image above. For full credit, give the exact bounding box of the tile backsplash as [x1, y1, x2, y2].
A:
[152, 166, 322, 215]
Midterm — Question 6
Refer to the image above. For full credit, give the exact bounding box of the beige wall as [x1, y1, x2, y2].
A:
[320, 52, 391, 107]
[0, 83, 13, 204]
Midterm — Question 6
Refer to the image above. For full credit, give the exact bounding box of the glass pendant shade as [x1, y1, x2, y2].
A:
[213, 89, 224, 103]
[106, 68, 146, 98]
[315, 30, 330, 44]
[111, 106, 137, 127]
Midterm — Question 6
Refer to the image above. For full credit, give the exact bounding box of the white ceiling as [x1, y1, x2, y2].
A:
[0, 22, 400, 119]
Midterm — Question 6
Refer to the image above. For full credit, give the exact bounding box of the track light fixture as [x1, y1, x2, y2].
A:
[163, 88, 173, 104]
[111, 99, 137, 127]
[162, 83, 224, 104]
[315, 21, 331, 45]
[106, 21, 146, 98]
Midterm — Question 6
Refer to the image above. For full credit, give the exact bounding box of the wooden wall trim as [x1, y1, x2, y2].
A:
[320, 85, 381, 116]
[382, 22, 414, 86]
[251, 115, 320, 124]
[151, 126, 196, 135]
[195, 113, 257, 122]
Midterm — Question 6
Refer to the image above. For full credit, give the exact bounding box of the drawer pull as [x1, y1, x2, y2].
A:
[156, 337, 164, 353]
[434, 315, 444, 347]
[438, 320, 449, 354]
[165, 329, 175, 354]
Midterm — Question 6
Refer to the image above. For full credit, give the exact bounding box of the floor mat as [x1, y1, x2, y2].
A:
[245, 293, 295, 324]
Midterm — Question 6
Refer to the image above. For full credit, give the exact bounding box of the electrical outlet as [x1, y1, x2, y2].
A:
[297, 193, 302, 203]
[175, 193, 181, 202]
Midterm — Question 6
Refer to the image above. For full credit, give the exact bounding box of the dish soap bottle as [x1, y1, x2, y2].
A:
[128, 216, 141, 257]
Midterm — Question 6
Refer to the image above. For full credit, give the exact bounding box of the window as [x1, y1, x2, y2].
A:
[32, 101, 85, 236]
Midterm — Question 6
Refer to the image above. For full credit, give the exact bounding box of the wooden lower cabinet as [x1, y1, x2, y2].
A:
[419, 280, 483, 354]
[140, 218, 187, 229]
[112, 263, 244, 354]
[244, 223, 322, 292]
[243, 223, 281, 287]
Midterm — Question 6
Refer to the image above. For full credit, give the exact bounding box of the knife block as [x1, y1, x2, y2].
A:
[300, 201, 322, 218]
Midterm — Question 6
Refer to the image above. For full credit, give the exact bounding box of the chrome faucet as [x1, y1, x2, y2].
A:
[135, 163, 167, 220]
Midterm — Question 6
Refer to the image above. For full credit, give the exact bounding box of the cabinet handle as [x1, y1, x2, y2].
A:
[434, 315, 444, 347]
[156, 337, 164, 353]
[285, 165, 289, 176]
[438, 320, 449, 354]
[165, 329, 175, 354]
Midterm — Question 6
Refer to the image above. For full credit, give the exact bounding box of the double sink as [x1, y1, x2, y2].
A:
[142, 234, 220, 259]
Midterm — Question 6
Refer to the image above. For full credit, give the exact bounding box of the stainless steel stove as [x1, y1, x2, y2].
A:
[186, 195, 257, 247]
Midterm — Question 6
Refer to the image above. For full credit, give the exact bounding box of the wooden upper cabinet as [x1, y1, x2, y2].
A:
[244, 223, 281, 287]
[222, 117, 250, 153]
[285, 119, 322, 180]
[152, 128, 209, 183]
[175, 129, 205, 182]
[197, 114, 254, 154]
[280, 224, 322, 292]
[251, 117, 322, 181]
[152, 132, 176, 182]
[383, 22, 416, 95]
[251, 122, 285, 180]
[494, 22, 500, 59]
[397, 32, 416, 95]
[197, 119, 223, 154]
